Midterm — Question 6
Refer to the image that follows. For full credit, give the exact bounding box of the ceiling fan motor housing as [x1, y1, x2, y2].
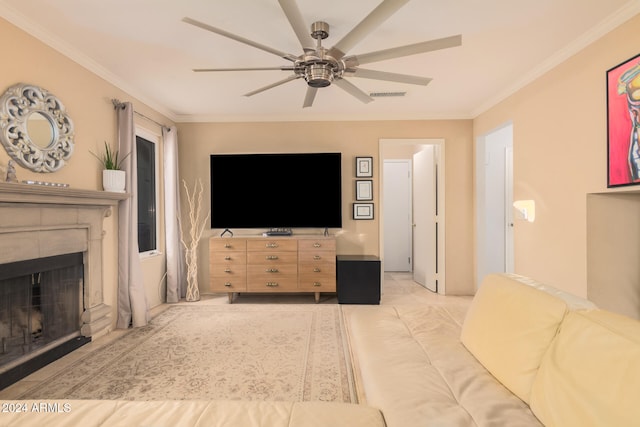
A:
[305, 63, 335, 87]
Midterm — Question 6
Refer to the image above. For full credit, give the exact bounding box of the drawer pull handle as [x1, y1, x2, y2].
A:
[266, 255, 279, 260]
[224, 282, 232, 287]
[224, 268, 232, 273]
[313, 268, 321, 273]
[313, 255, 321, 260]
[266, 268, 279, 273]
[224, 243, 231, 249]
[266, 282, 279, 287]
[313, 282, 322, 287]
[266, 243, 279, 248]
[313, 243, 321, 248]
[224, 256, 231, 260]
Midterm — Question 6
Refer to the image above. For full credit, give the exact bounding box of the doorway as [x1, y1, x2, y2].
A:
[380, 139, 445, 294]
[475, 123, 514, 288]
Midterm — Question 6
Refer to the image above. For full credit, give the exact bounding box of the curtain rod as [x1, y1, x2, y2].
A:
[111, 98, 170, 131]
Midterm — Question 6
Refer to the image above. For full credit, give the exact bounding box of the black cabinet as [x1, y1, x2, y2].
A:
[336, 255, 381, 304]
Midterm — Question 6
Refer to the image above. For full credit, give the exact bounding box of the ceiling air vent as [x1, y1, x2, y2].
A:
[369, 91, 406, 98]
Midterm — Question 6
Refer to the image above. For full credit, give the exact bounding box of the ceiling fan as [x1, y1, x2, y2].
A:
[182, 0, 461, 108]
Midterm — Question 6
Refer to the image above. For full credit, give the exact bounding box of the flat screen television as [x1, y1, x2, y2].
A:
[210, 152, 342, 230]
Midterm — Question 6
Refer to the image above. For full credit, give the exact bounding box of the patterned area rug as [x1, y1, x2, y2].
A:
[19, 304, 356, 402]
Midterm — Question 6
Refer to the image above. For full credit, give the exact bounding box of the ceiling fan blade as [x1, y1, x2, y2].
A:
[244, 75, 300, 97]
[193, 66, 295, 72]
[346, 35, 462, 66]
[182, 17, 298, 62]
[329, 0, 410, 59]
[303, 87, 318, 108]
[278, 0, 315, 50]
[333, 79, 373, 104]
[349, 68, 432, 86]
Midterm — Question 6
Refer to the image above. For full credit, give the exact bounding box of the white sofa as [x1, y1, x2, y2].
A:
[343, 273, 640, 427]
[0, 400, 385, 426]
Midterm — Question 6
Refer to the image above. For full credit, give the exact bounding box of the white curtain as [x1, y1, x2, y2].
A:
[163, 126, 185, 302]
[116, 102, 150, 328]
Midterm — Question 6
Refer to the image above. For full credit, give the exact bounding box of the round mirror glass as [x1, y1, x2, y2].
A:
[26, 111, 55, 148]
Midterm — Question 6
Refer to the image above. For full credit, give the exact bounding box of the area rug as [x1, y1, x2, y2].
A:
[18, 304, 356, 403]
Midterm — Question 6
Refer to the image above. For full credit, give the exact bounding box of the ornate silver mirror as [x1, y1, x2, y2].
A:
[0, 83, 74, 172]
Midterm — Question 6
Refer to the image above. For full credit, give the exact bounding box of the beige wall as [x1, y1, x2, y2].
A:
[177, 120, 475, 295]
[474, 13, 640, 298]
[0, 18, 174, 328]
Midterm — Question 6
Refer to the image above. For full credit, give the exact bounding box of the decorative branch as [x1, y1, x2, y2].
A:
[178, 178, 210, 302]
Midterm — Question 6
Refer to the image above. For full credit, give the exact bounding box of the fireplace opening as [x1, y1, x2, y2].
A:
[0, 252, 91, 390]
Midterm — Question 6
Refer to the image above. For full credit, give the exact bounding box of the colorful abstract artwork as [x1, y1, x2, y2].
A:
[607, 53, 640, 187]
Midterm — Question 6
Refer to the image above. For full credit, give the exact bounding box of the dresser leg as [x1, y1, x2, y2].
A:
[228, 292, 234, 304]
[314, 292, 320, 303]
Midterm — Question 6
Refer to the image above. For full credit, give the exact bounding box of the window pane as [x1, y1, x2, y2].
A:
[136, 135, 156, 253]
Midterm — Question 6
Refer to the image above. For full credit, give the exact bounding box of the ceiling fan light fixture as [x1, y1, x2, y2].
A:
[305, 63, 334, 88]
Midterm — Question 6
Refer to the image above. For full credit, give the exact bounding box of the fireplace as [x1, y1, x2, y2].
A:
[0, 182, 127, 389]
[0, 253, 91, 388]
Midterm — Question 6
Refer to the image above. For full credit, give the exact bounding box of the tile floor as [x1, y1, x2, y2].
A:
[0, 272, 472, 399]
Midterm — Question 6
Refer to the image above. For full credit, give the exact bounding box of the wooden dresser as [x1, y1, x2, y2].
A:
[209, 235, 336, 302]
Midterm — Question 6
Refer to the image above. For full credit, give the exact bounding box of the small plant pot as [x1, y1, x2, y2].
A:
[103, 169, 126, 193]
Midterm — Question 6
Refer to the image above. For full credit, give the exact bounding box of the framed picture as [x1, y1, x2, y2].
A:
[355, 156, 373, 177]
[606, 52, 640, 187]
[355, 180, 373, 201]
[353, 203, 374, 220]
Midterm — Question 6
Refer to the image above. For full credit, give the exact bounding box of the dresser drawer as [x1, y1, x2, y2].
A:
[247, 263, 298, 276]
[210, 276, 247, 292]
[210, 250, 247, 265]
[298, 274, 336, 291]
[298, 261, 336, 276]
[298, 251, 335, 263]
[210, 238, 247, 252]
[247, 239, 297, 252]
[247, 251, 297, 265]
[298, 238, 336, 252]
[247, 276, 298, 292]
[211, 261, 247, 275]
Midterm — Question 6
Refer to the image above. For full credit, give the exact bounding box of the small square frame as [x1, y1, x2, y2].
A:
[353, 203, 374, 220]
[355, 179, 373, 201]
[355, 156, 373, 177]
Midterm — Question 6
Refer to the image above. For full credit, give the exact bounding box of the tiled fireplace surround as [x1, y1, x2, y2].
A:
[0, 182, 127, 339]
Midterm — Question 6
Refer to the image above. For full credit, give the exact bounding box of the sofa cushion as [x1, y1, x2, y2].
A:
[460, 273, 569, 404]
[530, 310, 640, 427]
[344, 304, 543, 426]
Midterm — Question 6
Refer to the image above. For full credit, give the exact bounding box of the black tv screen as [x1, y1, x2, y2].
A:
[210, 153, 342, 229]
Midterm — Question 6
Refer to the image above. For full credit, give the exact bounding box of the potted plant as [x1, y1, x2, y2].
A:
[91, 141, 129, 192]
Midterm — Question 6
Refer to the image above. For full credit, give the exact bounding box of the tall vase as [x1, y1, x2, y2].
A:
[185, 246, 200, 301]
[103, 169, 125, 192]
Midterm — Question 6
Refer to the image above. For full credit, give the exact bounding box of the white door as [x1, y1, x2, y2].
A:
[383, 160, 412, 272]
[505, 146, 514, 273]
[413, 147, 438, 291]
[476, 124, 514, 286]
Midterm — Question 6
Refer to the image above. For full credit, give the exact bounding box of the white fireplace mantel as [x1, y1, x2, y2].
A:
[0, 182, 129, 338]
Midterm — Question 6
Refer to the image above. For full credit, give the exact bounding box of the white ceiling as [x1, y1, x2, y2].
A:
[1, 0, 638, 122]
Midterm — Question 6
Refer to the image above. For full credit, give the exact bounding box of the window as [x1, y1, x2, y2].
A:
[136, 131, 158, 254]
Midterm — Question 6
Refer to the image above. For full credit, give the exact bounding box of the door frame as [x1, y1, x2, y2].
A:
[379, 138, 446, 294]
